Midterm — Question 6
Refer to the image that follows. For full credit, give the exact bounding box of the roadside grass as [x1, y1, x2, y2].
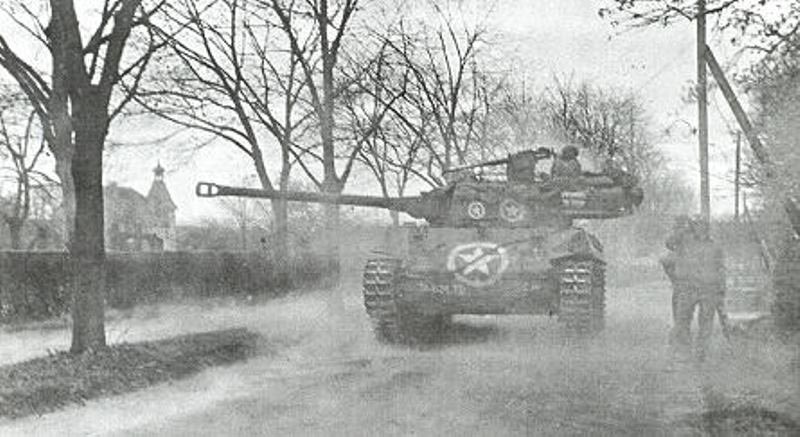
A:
[1, 295, 261, 334]
[0, 328, 260, 419]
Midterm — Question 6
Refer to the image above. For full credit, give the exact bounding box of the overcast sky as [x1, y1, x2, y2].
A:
[2, 0, 750, 223]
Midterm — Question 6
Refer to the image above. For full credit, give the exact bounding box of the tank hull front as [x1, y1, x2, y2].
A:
[399, 273, 557, 315]
[386, 226, 603, 316]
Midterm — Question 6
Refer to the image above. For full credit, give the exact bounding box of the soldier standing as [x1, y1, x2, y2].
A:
[664, 217, 726, 359]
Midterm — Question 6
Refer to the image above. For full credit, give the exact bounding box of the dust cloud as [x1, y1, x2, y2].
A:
[1, 227, 798, 436]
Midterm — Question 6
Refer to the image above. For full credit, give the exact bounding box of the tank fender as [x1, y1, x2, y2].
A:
[546, 227, 605, 263]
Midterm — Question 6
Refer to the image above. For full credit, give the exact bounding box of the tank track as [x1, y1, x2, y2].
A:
[556, 258, 605, 335]
[362, 258, 446, 344]
[362, 258, 405, 342]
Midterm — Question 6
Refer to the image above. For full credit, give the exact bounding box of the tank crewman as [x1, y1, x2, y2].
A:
[550, 146, 582, 189]
[668, 217, 726, 359]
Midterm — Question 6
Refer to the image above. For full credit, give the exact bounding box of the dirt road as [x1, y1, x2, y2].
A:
[2, 276, 798, 436]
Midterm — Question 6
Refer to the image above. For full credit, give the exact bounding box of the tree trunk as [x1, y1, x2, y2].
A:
[69, 111, 107, 354]
[319, 146, 341, 283]
[49, 29, 76, 249]
[271, 197, 290, 286]
[240, 221, 247, 251]
[54, 157, 75, 247]
[8, 221, 22, 250]
[322, 200, 341, 286]
[319, 11, 340, 283]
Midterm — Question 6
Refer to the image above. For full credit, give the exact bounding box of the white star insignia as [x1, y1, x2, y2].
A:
[458, 248, 498, 276]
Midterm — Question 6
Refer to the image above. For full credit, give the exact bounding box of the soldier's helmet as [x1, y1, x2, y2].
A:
[560, 145, 579, 160]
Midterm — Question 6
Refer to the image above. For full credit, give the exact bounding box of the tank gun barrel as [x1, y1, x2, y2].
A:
[196, 182, 440, 220]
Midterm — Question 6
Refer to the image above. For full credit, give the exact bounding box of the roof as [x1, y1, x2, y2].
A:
[105, 185, 148, 209]
[104, 185, 149, 223]
[147, 179, 177, 211]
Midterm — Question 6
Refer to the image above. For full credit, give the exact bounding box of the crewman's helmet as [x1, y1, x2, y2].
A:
[560, 145, 579, 160]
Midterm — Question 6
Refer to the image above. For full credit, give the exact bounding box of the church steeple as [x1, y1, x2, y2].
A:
[147, 162, 176, 213]
[153, 162, 165, 181]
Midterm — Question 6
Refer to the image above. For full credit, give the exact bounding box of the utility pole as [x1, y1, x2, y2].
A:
[697, 0, 710, 222]
[734, 131, 741, 221]
[705, 45, 800, 235]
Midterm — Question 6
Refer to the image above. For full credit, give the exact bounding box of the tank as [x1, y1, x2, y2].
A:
[195, 147, 644, 342]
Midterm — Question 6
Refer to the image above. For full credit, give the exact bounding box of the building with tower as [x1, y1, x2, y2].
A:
[104, 163, 177, 251]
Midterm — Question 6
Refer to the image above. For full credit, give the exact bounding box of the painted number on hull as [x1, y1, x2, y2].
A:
[447, 242, 510, 288]
[449, 283, 467, 296]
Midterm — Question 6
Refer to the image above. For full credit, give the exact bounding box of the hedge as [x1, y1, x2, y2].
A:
[0, 251, 333, 322]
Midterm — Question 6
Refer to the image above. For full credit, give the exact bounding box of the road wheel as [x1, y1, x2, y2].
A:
[362, 258, 447, 344]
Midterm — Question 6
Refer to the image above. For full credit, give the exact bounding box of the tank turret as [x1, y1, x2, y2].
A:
[196, 148, 643, 227]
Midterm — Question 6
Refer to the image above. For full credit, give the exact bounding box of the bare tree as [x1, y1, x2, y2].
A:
[350, 105, 426, 224]
[493, 75, 541, 150]
[744, 37, 800, 228]
[600, 0, 800, 235]
[348, 28, 444, 188]
[218, 197, 266, 251]
[268, 0, 355, 193]
[468, 69, 519, 160]
[0, 0, 168, 352]
[346, 6, 533, 196]
[600, 0, 800, 57]
[266, 0, 405, 276]
[138, 0, 317, 268]
[379, 5, 490, 179]
[599, 0, 741, 26]
[541, 77, 661, 181]
[0, 91, 58, 249]
[336, 36, 424, 224]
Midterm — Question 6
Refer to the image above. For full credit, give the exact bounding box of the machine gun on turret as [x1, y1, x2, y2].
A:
[443, 147, 555, 184]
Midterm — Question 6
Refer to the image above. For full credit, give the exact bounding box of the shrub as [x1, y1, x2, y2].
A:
[0, 251, 333, 323]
